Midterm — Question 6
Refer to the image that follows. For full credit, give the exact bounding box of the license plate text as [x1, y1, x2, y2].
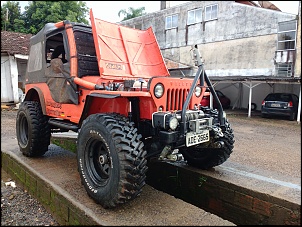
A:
[186, 130, 210, 147]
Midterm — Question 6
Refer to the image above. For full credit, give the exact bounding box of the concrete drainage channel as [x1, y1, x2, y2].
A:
[2, 134, 300, 225]
[146, 161, 301, 225]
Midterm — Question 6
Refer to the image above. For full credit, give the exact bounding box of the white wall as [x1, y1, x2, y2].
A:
[1, 54, 19, 103]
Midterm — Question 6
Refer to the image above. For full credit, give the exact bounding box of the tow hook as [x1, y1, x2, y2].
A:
[213, 141, 224, 148]
[159, 145, 172, 160]
[213, 127, 224, 138]
[166, 153, 184, 161]
[159, 146, 184, 161]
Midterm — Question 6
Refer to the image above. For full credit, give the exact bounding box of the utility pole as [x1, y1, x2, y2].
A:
[5, 8, 9, 31]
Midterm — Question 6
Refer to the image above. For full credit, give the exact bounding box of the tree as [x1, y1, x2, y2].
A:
[23, 1, 89, 34]
[1, 1, 24, 32]
[118, 6, 146, 21]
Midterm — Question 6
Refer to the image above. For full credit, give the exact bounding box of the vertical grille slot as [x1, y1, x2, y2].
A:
[166, 88, 189, 111]
[175, 89, 179, 110]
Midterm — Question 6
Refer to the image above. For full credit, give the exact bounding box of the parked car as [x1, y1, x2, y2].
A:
[261, 93, 299, 121]
[200, 90, 231, 109]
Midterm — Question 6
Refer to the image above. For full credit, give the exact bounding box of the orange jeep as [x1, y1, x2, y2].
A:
[16, 9, 234, 208]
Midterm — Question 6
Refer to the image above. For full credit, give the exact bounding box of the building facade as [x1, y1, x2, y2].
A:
[119, 1, 301, 114]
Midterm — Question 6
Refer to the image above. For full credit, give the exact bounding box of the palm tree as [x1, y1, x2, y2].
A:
[118, 6, 146, 21]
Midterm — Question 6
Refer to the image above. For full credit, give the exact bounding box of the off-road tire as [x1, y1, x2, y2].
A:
[180, 120, 235, 170]
[77, 113, 148, 208]
[16, 101, 51, 157]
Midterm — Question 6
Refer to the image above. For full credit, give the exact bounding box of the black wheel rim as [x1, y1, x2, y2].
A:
[19, 113, 29, 147]
[85, 137, 111, 186]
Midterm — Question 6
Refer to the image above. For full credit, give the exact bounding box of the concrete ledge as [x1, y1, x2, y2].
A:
[50, 135, 301, 225]
[146, 161, 301, 225]
[1, 152, 103, 225]
[1, 138, 236, 226]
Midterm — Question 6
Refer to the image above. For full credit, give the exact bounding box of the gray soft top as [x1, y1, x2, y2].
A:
[30, 21, 92, 45]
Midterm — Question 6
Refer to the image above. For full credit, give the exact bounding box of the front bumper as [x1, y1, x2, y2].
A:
[152, 110, 213, 145]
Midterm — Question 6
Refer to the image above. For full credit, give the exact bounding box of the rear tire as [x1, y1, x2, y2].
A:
[16, 101, 50, 157]
[289, 112, 296, 121]
[261, 113, 267, 118]
[180, 119, 234, 170]
[248, 103, 257, 111]
[77, 113, 147, 208]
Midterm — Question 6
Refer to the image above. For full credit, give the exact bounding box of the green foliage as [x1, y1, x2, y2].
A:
[118, 6, 146, 21]
[24, 1, 89, 34]
[13, 18, 27, 33]
[198, 176, 207, 187]
[1, 1, 89, 34]
[1, 1, 23, 32]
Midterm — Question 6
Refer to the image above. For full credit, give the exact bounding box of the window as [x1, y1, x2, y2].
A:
[27, 42, 42, 72]
[74, 30, 99, 77]
[275, 63, 294, 77]
[46, 33, 66, 63]
[275, 20, 297, 77]
[187, 8, 202, 25]
[165, 14, 178, 29]
[205, 4, 218, 21]
[277, 20, 297, 51]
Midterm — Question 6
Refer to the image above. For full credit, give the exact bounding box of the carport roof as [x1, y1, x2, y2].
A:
[208, 75, 301, 84]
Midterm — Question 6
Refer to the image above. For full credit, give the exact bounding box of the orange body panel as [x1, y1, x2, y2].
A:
[26, 83, 84, 123]
[90, 9, 170, 80]
[65, 22, 78, 78]
[26, 82, 149, 123]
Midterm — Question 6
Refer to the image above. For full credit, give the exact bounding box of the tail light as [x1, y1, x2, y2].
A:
[288, 101, 293, 107]
[261, 101, 265, 106]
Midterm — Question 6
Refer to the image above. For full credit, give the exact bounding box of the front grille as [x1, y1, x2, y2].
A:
[166, 88, 189, 111]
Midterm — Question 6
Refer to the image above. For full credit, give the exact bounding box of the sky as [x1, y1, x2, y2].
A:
[2, 1, 301, 23]
[84, 1, 300, 23]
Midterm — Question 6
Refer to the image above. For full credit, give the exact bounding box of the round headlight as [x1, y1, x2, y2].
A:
[154, 83, 164, 98]
[195, 86, 202, 97]
[169, 117, 178, 130]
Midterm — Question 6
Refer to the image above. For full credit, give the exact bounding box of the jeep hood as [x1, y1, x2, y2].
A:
[90, 9, 170, 80]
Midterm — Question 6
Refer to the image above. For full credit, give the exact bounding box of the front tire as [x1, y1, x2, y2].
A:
[77, 113, 147, 208]
[180, 120, 235, 170]
[16, 101, 51, 157]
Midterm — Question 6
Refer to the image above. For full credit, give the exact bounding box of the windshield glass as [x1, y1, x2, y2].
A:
[266, 93, 291, 102]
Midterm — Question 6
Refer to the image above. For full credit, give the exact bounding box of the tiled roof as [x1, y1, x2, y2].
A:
[1, 31, 32, 56]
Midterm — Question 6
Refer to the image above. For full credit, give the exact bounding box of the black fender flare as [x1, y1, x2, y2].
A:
[24, 87, 47, 115]
[79, 93, 121, 127]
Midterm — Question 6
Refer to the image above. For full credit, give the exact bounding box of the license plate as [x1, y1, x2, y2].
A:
[186, 130, 210, 147]
[271, 103, 281, 107]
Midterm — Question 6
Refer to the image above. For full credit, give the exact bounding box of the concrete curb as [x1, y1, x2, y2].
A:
[51, 135, 301, 225]
[147, 161, 301, 225]
[1, 139, 236, 226]
[2, 134, 300, 225]
[1, 151, 107, 225]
